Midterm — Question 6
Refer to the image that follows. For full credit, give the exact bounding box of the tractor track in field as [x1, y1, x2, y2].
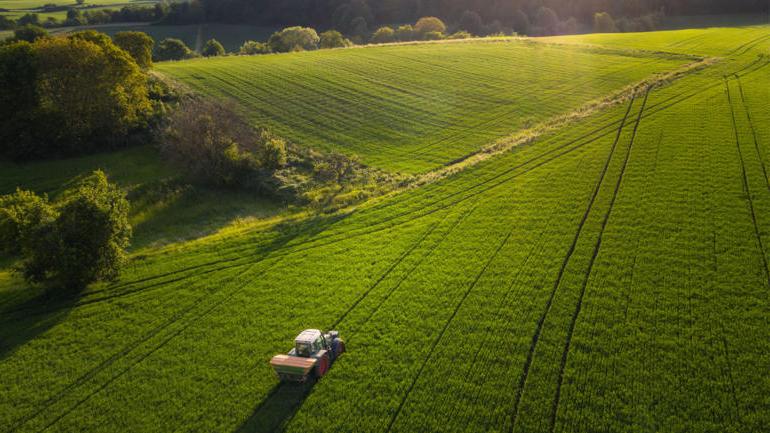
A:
[384, 228, 515, 433]
[549, 87, 651, 433]
[729, 34, 770, 57]
[29, 259, 279, 433]
[7, 259, 279, 433]
[735, 75, 770, 192]
[329, 208, 451, 329]
[508, 93, 638, 433]
[724, 78, 770, 288]
[719, 328, 743, 423]
[345, 202, 480, 343]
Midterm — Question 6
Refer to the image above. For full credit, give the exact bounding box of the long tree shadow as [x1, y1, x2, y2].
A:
[237, 381, 316, 433]
[0, 285, 80, 361]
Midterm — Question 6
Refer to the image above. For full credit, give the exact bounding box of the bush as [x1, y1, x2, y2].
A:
[0, 189, 56, 255]
[239, 40, 271, 55]
[0, 32, 152, 160]
[370, 26, 395, 44]
[0, 171, 132, 289]
[423, 31, 444, 41]
[319, 30, 351, 49]
[414, 17, 446, 36]
[161, 98, 286, 188]
[202, 38, 225, 56]
[268, 26, 319, 53]
[394, 24, 414, 41]
[113, 31, 154, 68]
[12, 25, 48, 43]
[458, 10, 483, 35]
[155, 37, 193, 61]
[0, 16, 15, 31]
[447, 31, 472, 39]
[594, 12, 618, 33]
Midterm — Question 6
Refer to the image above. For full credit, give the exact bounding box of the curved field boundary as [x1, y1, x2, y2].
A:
[549, 87, 651, 433]
[508, 93, 638, 433]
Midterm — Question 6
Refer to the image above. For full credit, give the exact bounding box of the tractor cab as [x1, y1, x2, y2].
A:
[291, 329, 325, 358]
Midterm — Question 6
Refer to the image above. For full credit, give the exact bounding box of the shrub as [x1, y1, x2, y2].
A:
[447, 31, 472, 39]
[0, 16, 15, 31]
[0, 171, 132, 289]
[319, 30, 351, 49]
[161, 98, 286, 188]
[268, 26, 319, 53]
[202, 38, 225, 56]
[0, 189, 56, 255]
[0, 33, 152, 160]
[414, 17, 446, 36]
[423, 31, 444, 41]
[16, 13, 39, 26]
[113, 31, 154, 68]
[155, 37, 193, 61]
[594, 12, 618, 33]
[458, 10, 483, 35]
[12, 25, 48, 43]
[239, 40, 271, 55]
[371, 26, 395, 44]
[394, 24, 414, 41]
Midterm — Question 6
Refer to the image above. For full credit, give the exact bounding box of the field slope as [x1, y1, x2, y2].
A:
[1, 23, 769, 433]
[158, 40, 690, 173]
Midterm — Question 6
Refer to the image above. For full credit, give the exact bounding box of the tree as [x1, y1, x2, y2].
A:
[12, 25, 48, 43]
[371, 26, 395, 44]
[535, 7, 559, 35]
[0, 32, 152, 160]
[394, 24, 414, 41]
[202, 38, 225, 56]
[423, 31, 444, 40]
[1, 171, 132, 290]
[458, 10, 482, 35]
[319, 30, 351, 49]
[240, 40, 271, 55]
[16, 14, 40, 26]
[414, 16, 446, 36]
[267, 26, 320, 53]
[113, 31, 154, 68]
[349, 16, 369, 42]
[594, 12, 618, 33]
[0, 189, 56, 255]
[513, 10, 530, 35]
[0, 16, 15, 30]
[155, 37, 192, 60]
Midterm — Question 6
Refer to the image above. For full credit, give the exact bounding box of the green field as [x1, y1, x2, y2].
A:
[0, 0, 158, 21]
[1, 22, 770, 433]
[158, 40, 691, 173]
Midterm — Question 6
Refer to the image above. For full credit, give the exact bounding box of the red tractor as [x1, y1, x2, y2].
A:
[270, 329, 345, 382]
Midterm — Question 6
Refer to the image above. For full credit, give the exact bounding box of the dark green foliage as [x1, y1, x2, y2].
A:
[0, 16, 16, 31]
[16, 13, 39, 27]
[0, 171, 131, 289]
[513, 9, 530, 35]
[458, 10, 482, 35]
[268, 27, 319, 53]
[114, 31, 155, 69]
[319, 30, 351, 49]
[12, 25, 48, 43]
[155, 37, 193, 61]
[535, 6, 559, 35]
[239, 40, 271, 55]
[0, 32, 152, 160]
[370, 27, 395, 44]
[394, 24, 414, 41]
[202, 38, 225, 56]
[414, 16, 446, 36]
[594, 12, 618, 33]
[160, 98, 287, 188]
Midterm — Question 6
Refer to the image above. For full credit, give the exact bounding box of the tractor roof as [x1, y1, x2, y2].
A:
[295, 329, 322, 343]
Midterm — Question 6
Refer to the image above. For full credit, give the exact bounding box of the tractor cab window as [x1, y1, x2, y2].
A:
[312, 337, 322, 352]
[296, 342, 311, 357]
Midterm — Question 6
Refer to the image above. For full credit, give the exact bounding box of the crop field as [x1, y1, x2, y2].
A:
[158, 40, 691, 173]
[1, 22, 770, 433]
[0, 0, 158, 21]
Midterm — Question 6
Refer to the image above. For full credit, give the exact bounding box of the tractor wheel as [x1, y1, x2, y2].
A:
[314, 353, 330, 378]
[333, 339, 346, 355]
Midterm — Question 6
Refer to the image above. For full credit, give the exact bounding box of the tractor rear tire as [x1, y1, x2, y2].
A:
[315, 353, 330, 378]
[333, 339, 346, 356]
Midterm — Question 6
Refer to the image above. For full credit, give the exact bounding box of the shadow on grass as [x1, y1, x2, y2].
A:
[0, 285, 80, 362]
[237, 381, 316, 433]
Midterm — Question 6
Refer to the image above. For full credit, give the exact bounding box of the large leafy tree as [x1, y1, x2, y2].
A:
[0, 31, 152, 160]
[113, 31, 155, 69]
